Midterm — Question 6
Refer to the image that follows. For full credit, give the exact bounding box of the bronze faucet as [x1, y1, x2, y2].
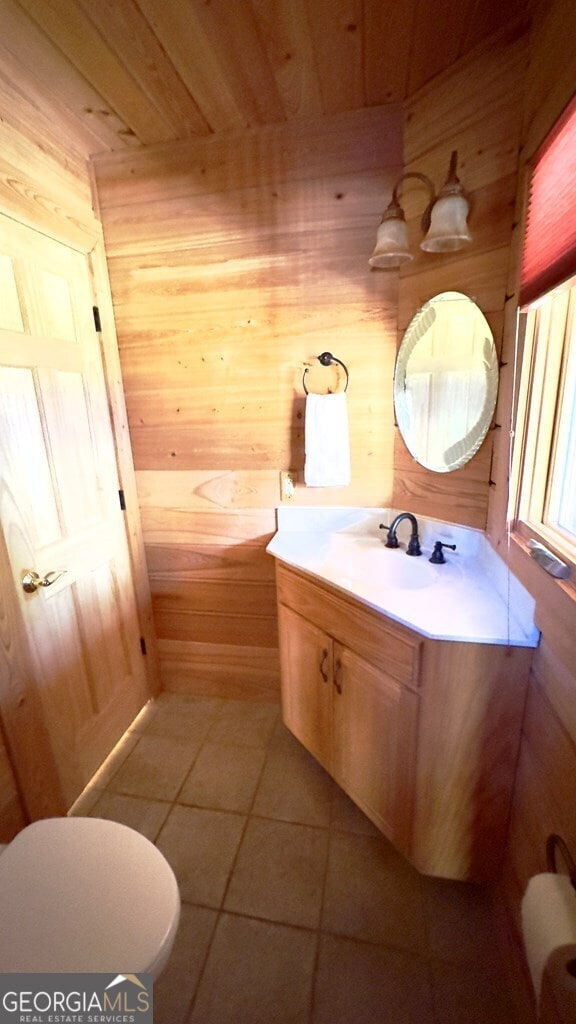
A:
[379, 512, 422, 556]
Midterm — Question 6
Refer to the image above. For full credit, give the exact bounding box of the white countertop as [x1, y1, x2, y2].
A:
[266, 508, 540, 648]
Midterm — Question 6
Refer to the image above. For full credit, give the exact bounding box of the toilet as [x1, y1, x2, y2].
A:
[0, 817, 180, 977]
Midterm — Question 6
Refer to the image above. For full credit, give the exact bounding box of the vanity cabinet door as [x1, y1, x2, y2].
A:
[277, 603, 333, 775]
[332, 644, 418, 854]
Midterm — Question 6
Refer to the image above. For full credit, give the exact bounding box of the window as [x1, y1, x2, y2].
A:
[511, 92, 576, 578]
[512, 277, 576, 567]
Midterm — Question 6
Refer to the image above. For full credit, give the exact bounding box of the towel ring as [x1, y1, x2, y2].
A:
[303, 352, 349, 395]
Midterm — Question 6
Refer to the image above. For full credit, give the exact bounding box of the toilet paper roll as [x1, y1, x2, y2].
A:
[521, 873, 576, 1005]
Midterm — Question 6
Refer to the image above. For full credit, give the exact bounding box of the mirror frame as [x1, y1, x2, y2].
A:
[394, 291, 499, 473]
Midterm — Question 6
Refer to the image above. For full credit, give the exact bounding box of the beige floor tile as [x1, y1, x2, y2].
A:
[144, 694, 221, 743]
[253, 735, 334, 827]
[107, 734, 200, 801]
[423, 875, 502, 964]
[179, 742, 266, 813]
[430, 958, 517, 1024]
[330, 786, 381, 836]
[207, 701, 278, 748]
[84, 694, 521, 1023]
[322, 831, 426, 954]
[156, 804, 245, 906]
[267, 717, 302, 752]
[88, 791, 171, 842]
[224, 817, 329, 929]
[313, 933, 434, 1024]
[189, 912, 317, 1024]
[153, 903, 218, 1024]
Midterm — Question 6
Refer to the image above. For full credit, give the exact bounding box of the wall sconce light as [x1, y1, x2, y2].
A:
[369, 151, 472, 269]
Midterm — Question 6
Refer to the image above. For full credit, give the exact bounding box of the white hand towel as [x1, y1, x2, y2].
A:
[304, 392, 351, 487]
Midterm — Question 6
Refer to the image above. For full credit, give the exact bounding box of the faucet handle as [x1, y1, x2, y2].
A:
[379, 523, 399, 548]
[429, 541, 457, 564]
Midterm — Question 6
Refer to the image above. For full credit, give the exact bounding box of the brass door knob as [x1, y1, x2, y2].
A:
[21, 569, 67, 593]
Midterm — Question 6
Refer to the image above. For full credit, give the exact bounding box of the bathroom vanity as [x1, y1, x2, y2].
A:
[268, 509, 538, 884]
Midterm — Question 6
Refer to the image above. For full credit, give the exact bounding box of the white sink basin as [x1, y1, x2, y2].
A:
[319, 536, 439, 590]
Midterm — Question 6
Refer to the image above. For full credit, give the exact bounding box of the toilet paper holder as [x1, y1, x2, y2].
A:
[547, 834, 576, 891]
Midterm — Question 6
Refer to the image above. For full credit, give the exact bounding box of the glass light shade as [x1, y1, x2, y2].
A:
[420, 192, 472, 252]
[368, 216, 412, 268]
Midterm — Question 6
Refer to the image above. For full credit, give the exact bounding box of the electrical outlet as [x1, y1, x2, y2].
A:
[280, 471, 296, 502]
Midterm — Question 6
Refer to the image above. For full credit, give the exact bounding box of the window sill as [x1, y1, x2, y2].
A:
[510, 527, 576, 604]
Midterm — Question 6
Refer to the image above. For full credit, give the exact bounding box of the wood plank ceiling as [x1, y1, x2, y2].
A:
[0, 0, 530, 158]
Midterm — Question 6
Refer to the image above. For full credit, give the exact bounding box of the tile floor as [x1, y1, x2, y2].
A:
[71, 693, 523, 1024]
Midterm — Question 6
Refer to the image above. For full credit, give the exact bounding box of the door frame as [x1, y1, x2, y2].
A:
[0, 195, 159, 826]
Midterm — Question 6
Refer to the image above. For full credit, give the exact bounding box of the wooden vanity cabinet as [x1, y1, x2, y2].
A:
[275, 562, 532, 884]
[277, 564, 420, 858]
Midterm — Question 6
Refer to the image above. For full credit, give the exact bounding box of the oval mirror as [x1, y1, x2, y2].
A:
[394, 291, 498, 473]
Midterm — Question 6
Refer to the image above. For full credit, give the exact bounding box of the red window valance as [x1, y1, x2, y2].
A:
[520, 93, 576, 307]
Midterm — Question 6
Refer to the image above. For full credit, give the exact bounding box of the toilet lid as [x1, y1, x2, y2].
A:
[0, 817, 180, 974]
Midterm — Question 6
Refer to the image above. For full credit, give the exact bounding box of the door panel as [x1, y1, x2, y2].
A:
[0, 255, 24, 332]
[277, 602, 333, 774]
[333, 643, 417, 852]
[0, 213, 149, 810]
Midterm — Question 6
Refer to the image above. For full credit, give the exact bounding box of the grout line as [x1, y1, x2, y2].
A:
[97, 694, 512, 1024]
[182, 705, 280, 1024]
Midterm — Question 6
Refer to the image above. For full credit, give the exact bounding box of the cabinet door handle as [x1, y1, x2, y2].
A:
[333, 657, 343, 694]
[319, 648, 329, 682]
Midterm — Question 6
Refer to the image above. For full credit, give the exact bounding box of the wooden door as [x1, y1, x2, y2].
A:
[0, 214, 149, 810]
[277, 603, 333, 774]
[332, 643, 418, 853]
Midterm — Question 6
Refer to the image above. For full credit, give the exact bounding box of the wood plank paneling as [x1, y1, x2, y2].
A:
[251, 0, 323, 119]
[16, 0, 179, 146]
[158, 640, 280, 701]
[503, 671, 576, 901]
[95, 106, 401, 210]
[0, 0, 530, 161]
[151, 578, 277, 618]
[95, 106, 402, 696]
[143, 543, 276, 582]
[307, 0, 364, 116]
[74, 0, 210, 140]
[392, 30, 526, 530]
[363, 0, 416, 104]
[154, 608, 278, 648]
[403, 22, 529, 164]
[393, 434, 493, 530]
[479, 7, 576, 1022]
[0, 50, 102, 247]
[522, 0, 576, 160]
[0, 0, 137, 154]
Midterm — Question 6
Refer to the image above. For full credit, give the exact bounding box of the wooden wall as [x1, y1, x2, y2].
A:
[485, 0, 576, 988]
[93, 106, 402, 698]
[393, 23, 528, 530]
[390, 12, 576, 1015]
